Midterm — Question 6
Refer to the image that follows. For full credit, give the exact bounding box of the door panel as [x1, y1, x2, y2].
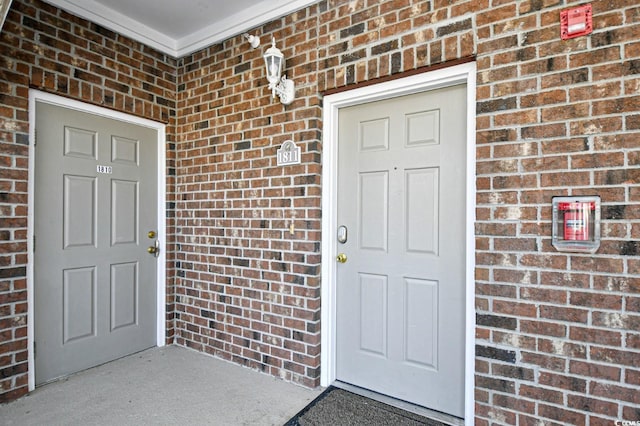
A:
[360, 118, 389, 151]
[359, 172, 388, 251]
[406, 109, 439, 147]
[110, 262, 138, 331]
[405, 168, 438, 254]
[359, 273, 388, 356]
[111, 179, 138, 245]
[63, 175, 96, 249]
[35, 102, 158, 385]
[336, 84, 466, 417]
[62, 267, 96, 343]
[404, 277, 437, 368]
[111, 136, 139, 165]
[64, 127, 97, 159]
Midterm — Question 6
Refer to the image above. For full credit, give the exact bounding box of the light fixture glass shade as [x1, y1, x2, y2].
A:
[264, 38, 283, 85]
[262, 37, 295, 105]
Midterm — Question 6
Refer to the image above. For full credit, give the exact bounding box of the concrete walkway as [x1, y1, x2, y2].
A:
[0, 345, 323, 425]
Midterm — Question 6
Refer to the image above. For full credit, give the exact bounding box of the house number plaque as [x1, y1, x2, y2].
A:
[97, 165, 113, 174]
[277, 140, 301, 166]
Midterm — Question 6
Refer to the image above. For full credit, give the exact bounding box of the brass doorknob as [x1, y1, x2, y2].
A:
[147, 239, 160, 257]
[336, 253, 347, 263]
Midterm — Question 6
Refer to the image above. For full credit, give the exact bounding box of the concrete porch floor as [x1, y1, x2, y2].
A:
[0, 345, 323, 425]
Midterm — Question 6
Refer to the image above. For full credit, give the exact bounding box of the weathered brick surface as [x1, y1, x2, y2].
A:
[1, 0, 639, 423]
[473, 0, 640, 424]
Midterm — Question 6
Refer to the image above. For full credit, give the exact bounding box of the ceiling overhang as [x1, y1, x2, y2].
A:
[42, 0, 318, 58]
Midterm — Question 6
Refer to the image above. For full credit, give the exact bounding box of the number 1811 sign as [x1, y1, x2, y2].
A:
[277, 140, 301, 166]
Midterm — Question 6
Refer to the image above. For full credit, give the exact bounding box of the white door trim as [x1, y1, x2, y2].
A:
[27, 90, 167, 391]
[320, 62, 476, 424]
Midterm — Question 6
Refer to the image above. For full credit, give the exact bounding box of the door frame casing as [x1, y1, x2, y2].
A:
[27, 90, 167, 391]
[320, 62, 476, 423]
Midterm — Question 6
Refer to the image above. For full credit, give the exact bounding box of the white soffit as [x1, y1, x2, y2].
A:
[42, 0, 318, 58]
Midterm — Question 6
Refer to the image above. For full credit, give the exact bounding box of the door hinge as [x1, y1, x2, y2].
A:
[33, 235, 36, 252]
[34, 130, 37, 146]
[34, 341, 36, 357]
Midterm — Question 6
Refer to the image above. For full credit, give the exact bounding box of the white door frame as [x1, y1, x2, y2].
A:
[27, 90, 167, 391]
[321, 62, 476, 423]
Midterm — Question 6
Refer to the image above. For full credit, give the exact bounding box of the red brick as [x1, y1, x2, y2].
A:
[622, 407, 640, 423]
[520, 320, 566, 338]
[493, 300, 537, 317]
[570, 326, 622, 346]
[590, 382, 640, 404]
[593, 275, 640, 293]
[538, 404, 586, 426]
[519, 414, 566, 426]
[540, 305, 589, 324]
[592, 312, 640, 330]
[567, 395, 618, 418]
[520, 254, 568, 270]
[571, 152, 625, 170]
[493, 394, 535, 414]
[590, 347, 639, 368]
[538, 338, 587, 359]
[627, 296, 640, 313]
[594, 133, 640, 150]
[570, 360, 621, 382]
[571, 257, 624, 274]
[541, 170, 590, 187]
[519, 384, 563, 405]
[493, 269, 537, 285]
[539, 371, 586, 393]
[521, 155, 568, 172]
[627, 369, 640, 386]
[626, 333, 640, 350]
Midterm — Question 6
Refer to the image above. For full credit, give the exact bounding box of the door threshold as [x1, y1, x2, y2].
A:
[332, 381, 464, 426]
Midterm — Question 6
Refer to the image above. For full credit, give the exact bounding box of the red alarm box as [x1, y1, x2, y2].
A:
[552, 196, 600, 253]
[560, 4, 593, 40]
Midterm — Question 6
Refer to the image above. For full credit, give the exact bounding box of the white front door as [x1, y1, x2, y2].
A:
[34, 102, 159, 384]
[335, 84, 467, 417]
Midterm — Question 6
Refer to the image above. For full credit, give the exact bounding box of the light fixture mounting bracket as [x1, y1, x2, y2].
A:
[269, 76, 295, 105]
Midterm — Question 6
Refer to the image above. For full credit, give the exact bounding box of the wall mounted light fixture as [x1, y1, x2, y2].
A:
[263, 37, 295, 105]
[243, 33, 260, 49]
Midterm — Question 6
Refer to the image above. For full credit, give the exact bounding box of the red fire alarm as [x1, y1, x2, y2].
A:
[560, 4, 593, 40]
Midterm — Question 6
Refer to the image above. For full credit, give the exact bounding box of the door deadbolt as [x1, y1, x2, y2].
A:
[336, 253, 347, 263]
[147, 239, 160, 258]
[148, 231, 156, 239]
[337, 225, 348, 244]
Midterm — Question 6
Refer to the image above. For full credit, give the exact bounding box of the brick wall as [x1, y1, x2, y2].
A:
[173, 9, 324, 386]
[0, 0, 177, 401]
[1, 0, 639, 423]
[175, 0, 639, 423]
[473, 1, 640, 424]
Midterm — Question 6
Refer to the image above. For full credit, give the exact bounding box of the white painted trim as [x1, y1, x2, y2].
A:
[42, 0, 319, 57]
[27, 90, 167, 391]
[42, 0, 177, 55]
[464, 66, 478, 426]
[177, 0, 320, 57]
[320, 62, 477, 424]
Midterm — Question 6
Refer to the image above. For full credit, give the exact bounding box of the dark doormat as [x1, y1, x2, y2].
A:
[284, 386, 449, 426]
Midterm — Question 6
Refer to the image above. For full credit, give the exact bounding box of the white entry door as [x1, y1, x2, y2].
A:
[34, 102, 158, 385]
[336, 84, 467, 417]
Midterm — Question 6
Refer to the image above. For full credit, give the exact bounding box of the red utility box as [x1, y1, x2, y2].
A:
[552, 196, 601, 253]
[560, 4, 593, 40]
